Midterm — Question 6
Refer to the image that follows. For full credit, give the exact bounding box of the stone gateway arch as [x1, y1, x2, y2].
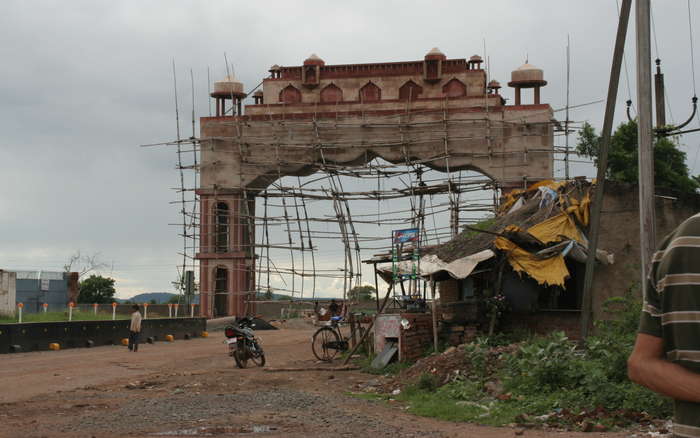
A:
[197, 49, 553, 317]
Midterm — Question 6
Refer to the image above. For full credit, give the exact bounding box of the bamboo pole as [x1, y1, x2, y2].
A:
[430, 276, 439, 353]
[342, 283, 394, 365]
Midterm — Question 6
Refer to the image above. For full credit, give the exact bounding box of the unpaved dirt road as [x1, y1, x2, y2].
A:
[0, 327, 635, 437]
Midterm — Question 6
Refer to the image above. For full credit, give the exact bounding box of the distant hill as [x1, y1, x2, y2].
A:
[126, 292, 175, 304]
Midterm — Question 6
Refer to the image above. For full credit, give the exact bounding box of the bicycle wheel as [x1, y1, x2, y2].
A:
[312, 327, 341, 362]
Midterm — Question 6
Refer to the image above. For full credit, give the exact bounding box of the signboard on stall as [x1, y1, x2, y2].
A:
[392, 228, 419, 244]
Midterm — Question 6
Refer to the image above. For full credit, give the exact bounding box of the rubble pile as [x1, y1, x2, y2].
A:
[382, 343, 519, 392]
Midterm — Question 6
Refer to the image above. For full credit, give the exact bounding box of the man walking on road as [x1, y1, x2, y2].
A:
[128, 304, 142, 352]
[628, 213, 700, 437]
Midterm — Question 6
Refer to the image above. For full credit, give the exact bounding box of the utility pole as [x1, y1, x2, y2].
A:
[636, 0, 656, 297]
[580, 0, 632, 340]
[565, 35, 571, 180]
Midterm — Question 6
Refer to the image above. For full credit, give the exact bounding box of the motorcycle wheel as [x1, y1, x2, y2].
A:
[250, 351, 266, 367]
[233, 349, 248, 369]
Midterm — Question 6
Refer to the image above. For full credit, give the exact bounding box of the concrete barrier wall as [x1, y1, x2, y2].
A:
[0, 318, 206, 354]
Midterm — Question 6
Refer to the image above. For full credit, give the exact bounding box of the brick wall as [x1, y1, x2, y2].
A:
[442, 324, 478, 346]
[439, 280, 459, 303]
[399, 313, 434, 362]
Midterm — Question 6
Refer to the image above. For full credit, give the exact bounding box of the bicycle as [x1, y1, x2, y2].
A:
[311, 314, 365, 362]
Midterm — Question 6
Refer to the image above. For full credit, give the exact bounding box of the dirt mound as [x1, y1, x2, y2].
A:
[382, 343, 520, 392]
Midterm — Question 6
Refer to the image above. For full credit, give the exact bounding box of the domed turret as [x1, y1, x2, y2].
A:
[510, 63, 545, 84]
[212, 74, 245, 97]
[468, 55, 483, 70]
[424, 47, 446, 61]
[487, 80, 501, 94]
[211, 74, 246, 117]
[268, 64, 281, 78]
[253, 89, 264, 105]
[508, 62, 547, 105]
[303, 54, 325, 66]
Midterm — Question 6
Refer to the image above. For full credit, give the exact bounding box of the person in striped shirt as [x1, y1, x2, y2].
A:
[628, 213, 700, 437]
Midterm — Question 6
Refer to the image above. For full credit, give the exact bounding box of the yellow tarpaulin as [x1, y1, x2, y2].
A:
[494, 237, 570, 287]
[527, 212, 583, 244]
[492, 179, 597, 286]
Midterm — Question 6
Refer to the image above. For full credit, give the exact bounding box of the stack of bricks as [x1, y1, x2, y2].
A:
[398, 313, 482, 362]
[399, 313, 435, 362]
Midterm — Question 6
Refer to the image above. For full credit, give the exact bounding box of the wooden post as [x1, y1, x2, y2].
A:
[373, 263, 380, 312]
[430, 276, 438, 353]
[349, 313, 357, 349]
[342, 283, 394, 365]
[580, 0, 632, 340]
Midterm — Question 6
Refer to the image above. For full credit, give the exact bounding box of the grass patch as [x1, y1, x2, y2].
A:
[397, 382, 565, 426]
[0, 311, 131, 324]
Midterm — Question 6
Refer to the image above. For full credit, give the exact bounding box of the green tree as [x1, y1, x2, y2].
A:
[576, 120, 698, 196]
[348, 285, 376, 302]
[78, 275, 116, 304]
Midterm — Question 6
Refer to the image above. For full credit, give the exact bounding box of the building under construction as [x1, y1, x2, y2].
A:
[187, 48, 555, 318]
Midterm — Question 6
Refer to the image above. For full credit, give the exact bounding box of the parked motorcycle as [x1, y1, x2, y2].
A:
[224, 316, 266, 368]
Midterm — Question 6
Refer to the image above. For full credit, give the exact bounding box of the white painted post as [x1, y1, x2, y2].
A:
[93, 303, 98, 315]
[168, 304, 173, 318]
[42, 303, 48, 313]
[174, 303, 179, 318]
[112, 302, 117, 320]
[143, 303, 148, 320]
[68, 302, 74, 322]
[190, 304, 195, 318]
[17, 303, 23, 323]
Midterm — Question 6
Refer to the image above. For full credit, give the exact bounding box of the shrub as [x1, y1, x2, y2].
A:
[416, 373, 440, 392]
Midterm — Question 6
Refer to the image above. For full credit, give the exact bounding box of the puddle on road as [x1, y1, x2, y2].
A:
[152, 425, 276, 436]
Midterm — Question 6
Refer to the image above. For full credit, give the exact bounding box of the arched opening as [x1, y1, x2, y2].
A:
[320, 83, 343, 103]
[213, 267, 228, 317]
[399, 80, 423, 101]
[253, 159, 496, 305]
[442, 78, 467, 98]
[279, 85, 302, 104]
[215, 202, 229, 253]
[359, 82, 381, 102]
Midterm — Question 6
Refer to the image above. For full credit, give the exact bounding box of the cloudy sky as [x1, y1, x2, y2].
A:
[1, 1, 698, 299]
